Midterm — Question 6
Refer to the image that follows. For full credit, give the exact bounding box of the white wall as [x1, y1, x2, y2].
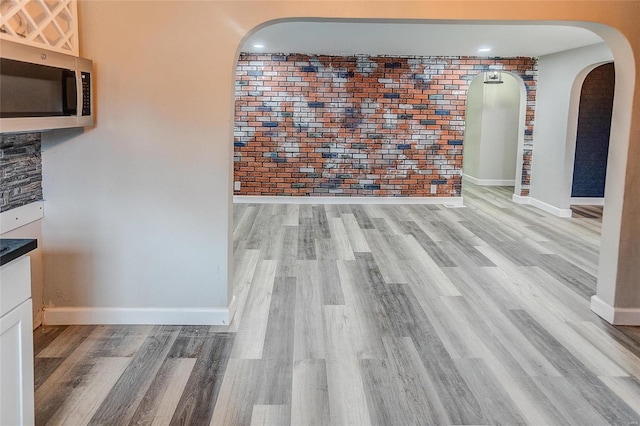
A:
[35, 1, 640, 325]
[478, 74, 520, 183]
[464, 73, 520, 185]
[529, 43, 613, 209]
[40, 1, 235, 324]
[462, 77, 483, 179]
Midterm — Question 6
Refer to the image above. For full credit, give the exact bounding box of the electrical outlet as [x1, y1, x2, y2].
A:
[430, 184, 437, 194]
[234, 181, 241, 191]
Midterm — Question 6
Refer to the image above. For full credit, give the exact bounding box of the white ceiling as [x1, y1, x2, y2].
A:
[242, 21, 604, 57]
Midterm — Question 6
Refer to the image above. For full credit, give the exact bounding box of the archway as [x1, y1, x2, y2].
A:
[231, 19, 637, 325]
[463, 72, 526, 192]
[570, 63, 615, 205]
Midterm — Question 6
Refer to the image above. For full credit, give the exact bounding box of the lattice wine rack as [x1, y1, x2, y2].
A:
[0, 0, 78, 56]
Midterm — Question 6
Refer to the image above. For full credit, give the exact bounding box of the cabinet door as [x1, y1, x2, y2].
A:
[0, 299, 35, 426]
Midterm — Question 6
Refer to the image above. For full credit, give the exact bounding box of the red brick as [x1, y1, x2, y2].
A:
[235, 54, 537, 198]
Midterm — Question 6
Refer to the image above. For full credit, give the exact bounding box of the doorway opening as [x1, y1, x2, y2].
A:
[230, 18, 637, 325]
[462, 72, 526, 195]
[570, 62, 615, 211]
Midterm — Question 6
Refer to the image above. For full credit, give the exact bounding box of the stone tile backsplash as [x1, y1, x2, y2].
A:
[0, 132, 43, 212]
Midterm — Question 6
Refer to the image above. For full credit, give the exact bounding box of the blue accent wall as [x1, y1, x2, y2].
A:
[571, 63, 615, 198]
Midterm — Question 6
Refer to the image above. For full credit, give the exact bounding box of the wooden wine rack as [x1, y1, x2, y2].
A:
[0, 0, 78, 56]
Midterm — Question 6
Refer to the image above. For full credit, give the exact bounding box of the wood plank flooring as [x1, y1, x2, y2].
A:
[33, 325, 233, 425]
[34, 184, 640, 425]
[571, 204, 604, 219]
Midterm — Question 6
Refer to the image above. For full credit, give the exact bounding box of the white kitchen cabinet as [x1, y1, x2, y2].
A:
[0, 255, 35, 426]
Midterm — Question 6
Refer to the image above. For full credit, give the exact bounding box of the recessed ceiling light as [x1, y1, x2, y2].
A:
[253, 44, 265, 49]
[478, 48, 492, 53]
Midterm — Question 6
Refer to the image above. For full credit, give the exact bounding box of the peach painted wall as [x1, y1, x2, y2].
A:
[37, 1, 639, 324]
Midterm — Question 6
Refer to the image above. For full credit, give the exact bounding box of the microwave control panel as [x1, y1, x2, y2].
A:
[81, 72, 91, 116]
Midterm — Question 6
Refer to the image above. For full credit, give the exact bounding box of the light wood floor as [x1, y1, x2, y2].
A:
[34, 184, 640, 425]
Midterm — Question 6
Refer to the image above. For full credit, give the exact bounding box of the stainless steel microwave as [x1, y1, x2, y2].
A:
[0, 40, 93, 133]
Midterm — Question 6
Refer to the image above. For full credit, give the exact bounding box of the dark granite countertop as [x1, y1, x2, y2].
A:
[0, 239, 37, 266]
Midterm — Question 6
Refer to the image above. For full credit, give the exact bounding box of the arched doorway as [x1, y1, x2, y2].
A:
[571, 63, 615, 205]
[232, 19, 638, 325]
[463, 72, 526, 192]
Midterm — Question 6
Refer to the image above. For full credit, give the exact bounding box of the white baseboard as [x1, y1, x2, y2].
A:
[463, 174, 515, 186]
[510, 194, 572, 217]
[591, 295, 640, 325]
[234, 195, 464, 206]
[529, 197, 572, 217]
[511, 194, 530, 205]
[571, 197, 604, 206]
[43, 306, 233, 326]
[1, 201, 44, 234]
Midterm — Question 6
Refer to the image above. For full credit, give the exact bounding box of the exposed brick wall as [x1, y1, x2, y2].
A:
[571, 63, 614, 198]
[0, 132, 43, 212]
[235, 54, 537, 197]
